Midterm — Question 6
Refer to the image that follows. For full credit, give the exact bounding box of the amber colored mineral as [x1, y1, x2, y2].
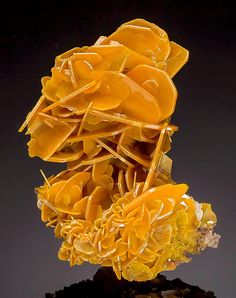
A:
[19, 18, 219, 281]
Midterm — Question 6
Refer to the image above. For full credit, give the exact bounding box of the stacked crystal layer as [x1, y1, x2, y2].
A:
[19, 19, 219, 281]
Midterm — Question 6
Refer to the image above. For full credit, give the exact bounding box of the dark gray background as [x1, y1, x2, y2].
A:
[2, 0, 235, 297]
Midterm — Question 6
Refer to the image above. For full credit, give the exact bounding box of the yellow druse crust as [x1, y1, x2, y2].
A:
[20, 18, 219, 281]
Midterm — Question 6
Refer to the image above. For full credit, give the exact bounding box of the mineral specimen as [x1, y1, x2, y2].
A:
[19, 19, 220, 281]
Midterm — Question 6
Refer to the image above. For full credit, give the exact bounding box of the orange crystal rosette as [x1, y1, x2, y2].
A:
[19, 19, 219, 281]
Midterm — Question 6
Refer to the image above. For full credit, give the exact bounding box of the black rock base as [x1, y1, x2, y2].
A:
[45, 267, 216, 298]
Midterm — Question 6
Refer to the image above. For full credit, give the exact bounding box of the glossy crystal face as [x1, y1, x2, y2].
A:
[19, 18, 219, 281]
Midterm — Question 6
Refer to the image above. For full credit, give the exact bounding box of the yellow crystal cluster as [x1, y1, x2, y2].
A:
[20, 19, 219, 281]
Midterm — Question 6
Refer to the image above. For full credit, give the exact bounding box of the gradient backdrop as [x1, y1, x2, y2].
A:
[2, 1, 235, 297]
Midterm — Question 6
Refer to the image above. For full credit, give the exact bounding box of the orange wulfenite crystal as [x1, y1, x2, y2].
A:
[19, 18, 219, 281]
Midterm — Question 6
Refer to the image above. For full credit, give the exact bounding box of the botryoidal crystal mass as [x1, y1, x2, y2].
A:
[19, 19, 220, 282]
